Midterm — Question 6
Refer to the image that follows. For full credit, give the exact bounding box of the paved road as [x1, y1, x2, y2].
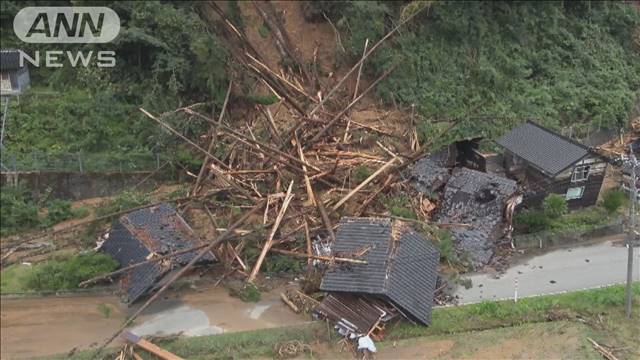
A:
[455, 236, 640, 304]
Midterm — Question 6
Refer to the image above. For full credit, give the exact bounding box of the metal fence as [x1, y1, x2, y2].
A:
[0, 150, 164, 173]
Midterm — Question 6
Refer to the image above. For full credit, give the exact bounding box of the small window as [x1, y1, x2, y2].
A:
[571, 165, 590, 182]
[566, 186, 585, 200]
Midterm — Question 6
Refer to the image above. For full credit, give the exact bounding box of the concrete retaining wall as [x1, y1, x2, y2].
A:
[0, 171, 170, 201]
[514, 221, 624, 250]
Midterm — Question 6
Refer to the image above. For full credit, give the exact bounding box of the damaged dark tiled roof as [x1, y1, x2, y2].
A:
[436, 168, 517, 267]
[101, 203, 213, 303]
[496, 121, 589, 175]
[411, 157, 450, 194]
[320, 217, 440, 325]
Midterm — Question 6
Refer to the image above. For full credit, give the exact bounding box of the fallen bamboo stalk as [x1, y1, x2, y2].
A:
[121, 330, 184, 360]
[95, 199, 267, 355]
[355, 174, 394, 216]
[296, 133, 316, 206]
[305, 63, 398, 147]
[587, 338, 618, 360]
[280, 292, 300, 313]
[140, 108, 254, 200]
[316, 194, 336, 242]
[270, 248, 367, 264]
[192, 80, 233, 196]
[307, 6, 427, 118]
[366, 212, 471, 228]
[304, 217, 312, 272]
[332, 157, 397, 211]
[343, 38, 369, 143]
[248, 182, 295, 283]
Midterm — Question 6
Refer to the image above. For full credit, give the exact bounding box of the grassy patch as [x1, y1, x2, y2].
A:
[383, 194, 417, 219]
[0, 264, 33, 293]
[1, 252, 118, 293]
[97, 303, 112, 319]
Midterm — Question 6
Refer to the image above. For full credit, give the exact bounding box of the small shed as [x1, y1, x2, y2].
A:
[0, 49, 30, 96]
[101, 203, 214, 304]
[496, 121, 607, 208]
[320, 217, 440, 325]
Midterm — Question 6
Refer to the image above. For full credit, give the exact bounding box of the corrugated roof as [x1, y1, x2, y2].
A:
[496, 121, 589, 176]
[320, 217, 439, 325]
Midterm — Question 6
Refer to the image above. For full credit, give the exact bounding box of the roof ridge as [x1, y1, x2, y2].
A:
[525, 120, 589, 151]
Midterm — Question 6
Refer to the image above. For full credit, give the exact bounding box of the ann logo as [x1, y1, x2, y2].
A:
[26, 12, 105, 39]
[14, 7, 120, 44]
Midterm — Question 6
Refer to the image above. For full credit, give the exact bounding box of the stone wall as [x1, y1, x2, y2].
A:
[514, 221, 624, 250]
[0, 171, 169, 201]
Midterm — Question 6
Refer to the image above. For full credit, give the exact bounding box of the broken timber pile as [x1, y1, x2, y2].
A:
[94, 2, 457, 353]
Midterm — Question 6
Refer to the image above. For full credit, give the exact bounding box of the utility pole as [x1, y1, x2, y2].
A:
[625, 144, 638, 318]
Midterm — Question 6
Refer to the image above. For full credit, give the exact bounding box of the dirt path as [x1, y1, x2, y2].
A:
[1, 286, 305, 359]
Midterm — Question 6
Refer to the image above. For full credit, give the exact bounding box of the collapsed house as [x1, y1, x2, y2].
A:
[435, 168, 518, 267]
[496, 121, 607, 209]
[101, 203, 214, 303]
[318, 217, 440, 336]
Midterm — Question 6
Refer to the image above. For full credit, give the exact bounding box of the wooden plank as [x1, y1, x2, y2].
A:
[121, 330, 184, 360]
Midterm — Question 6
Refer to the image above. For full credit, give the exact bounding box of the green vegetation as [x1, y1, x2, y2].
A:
[97, 304, 113, 319]
[95, 190, 153, 217]
[228, 282, 262, 303]
[352, 165, 373, 183]
[543, 194, 568, 218]
[264, 254, 304, 274]
[0, 186, 88, 236]
[321, 1, 640, 146]
[383, 194, 417, 219]
[602, 188, 628, 214]
[61, 284, 640, 359]
[0, 1, 229, 161]
[515, 194, 613, 234]
[1, 252, 118, 293]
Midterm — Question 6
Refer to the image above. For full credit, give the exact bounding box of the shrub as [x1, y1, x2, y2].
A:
[543, 194, 568, 218]
[353, 165, 372, 183]
[601, 188, 627, 214]
[514, 209, 551, 234]
[384, 195, 417, 219]
[24, 252, 118, 291]
[0, 186, 39, 236]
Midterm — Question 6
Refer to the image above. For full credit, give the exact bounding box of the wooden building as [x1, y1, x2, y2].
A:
[0, 49, 30, 97]
[496, 121, 606, 209]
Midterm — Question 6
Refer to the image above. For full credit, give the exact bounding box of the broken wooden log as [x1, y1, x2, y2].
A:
[587, 338, 619, 360]
[332, 157, 397, 211]
[270, 248, 367, 264]
[121, 330, 184, 360]
[192, 80, 233, 196]
[248, 181, 295, 283]
[280, 292, 300, 313]
[140, 108, 255, 200]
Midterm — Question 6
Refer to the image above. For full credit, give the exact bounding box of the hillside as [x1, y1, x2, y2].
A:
[0, 1, 638, 163]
